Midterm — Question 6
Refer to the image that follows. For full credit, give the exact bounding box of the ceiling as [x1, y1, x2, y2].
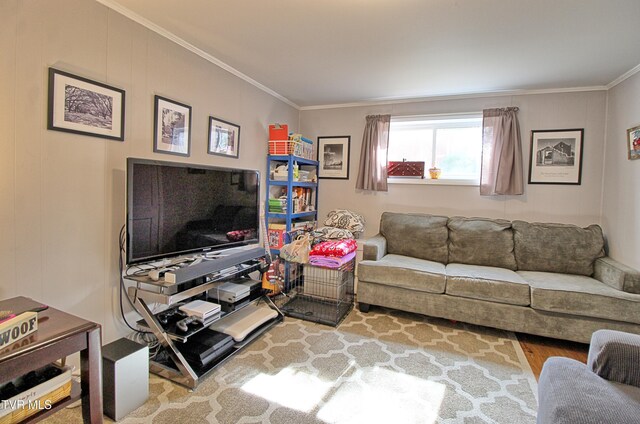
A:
[100, 0, 640, 109]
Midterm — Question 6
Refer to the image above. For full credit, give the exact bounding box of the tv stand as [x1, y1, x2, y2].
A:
[126, 246, 283, 389]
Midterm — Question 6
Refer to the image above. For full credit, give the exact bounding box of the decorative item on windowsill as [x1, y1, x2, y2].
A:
[429, 166, 441, 179]
[387, 159, 425, 178]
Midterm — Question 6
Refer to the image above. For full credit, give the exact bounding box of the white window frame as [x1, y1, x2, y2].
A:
[388, 112, 482, 186]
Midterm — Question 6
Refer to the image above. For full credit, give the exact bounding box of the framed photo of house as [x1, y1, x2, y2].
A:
[154, 95, 191, 157]
[528, 129, 584, 185]
[627, 125, 640, 160]
[318, 136, 350, 179]
[47, 68, 125, 141]
[208, 116, 240, 158]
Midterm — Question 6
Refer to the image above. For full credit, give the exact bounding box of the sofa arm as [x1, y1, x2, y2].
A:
[538, 357, 640, 424]
[588, 329, 640, 388]
[594, 257, 640, 294]
[362, 234, 387, 261]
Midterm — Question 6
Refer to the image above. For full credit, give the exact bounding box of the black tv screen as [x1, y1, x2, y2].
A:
[126, 158, 260, 264]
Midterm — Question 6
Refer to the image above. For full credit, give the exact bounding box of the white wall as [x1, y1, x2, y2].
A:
[602, 72, 640, 269]
[300, 91, 607, 237]
[0, 0, 298, 343]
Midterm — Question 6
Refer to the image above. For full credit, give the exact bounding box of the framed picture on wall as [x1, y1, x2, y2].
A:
[47, 68, 125, 141]
[318, 136, 351, 179]
[528, 128, 584, 185]
[153, 95, 191, 157]
[627, 125, 640, 160]
[208, 116, 240, 158]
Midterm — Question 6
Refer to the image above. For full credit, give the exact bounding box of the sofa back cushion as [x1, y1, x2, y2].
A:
[448, 217, 517, 270]
[513, 220, 605, 276]
[380, 212, 449, 263]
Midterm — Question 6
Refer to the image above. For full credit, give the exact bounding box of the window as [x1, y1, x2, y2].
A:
[388, 114, 482, 184]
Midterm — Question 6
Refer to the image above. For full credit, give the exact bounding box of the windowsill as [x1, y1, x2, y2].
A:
[388, 177, 479, 186]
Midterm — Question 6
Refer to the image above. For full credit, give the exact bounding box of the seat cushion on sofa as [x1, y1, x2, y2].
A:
[380, 212, 449, 263]
[520, 271, 640, 325]
[447, 217, 517, 270]
[512, 220, 605, 276]
[445, 263, 530, 306]
[358, 254, 446, 294]
[537, 357, 640, 424]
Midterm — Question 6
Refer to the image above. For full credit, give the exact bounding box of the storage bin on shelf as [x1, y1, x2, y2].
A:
[0, 364, 72, 424]
[269, 124, 288, 141]
[268, 136, 314, 160]
[270, 164, 316, 182]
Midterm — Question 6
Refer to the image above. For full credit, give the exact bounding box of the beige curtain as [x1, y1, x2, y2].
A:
[480, 107, 524, 196]
[356, 114, 391, 191]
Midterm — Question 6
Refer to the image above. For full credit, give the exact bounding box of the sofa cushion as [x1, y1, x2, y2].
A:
[445, 263, 530, 306]
[447, 217, 517, 270]
[513, 221, 605, 276]
[358, 254, 446, 294]
[520, 271, 640, 325]
[380, 212, 449, 263]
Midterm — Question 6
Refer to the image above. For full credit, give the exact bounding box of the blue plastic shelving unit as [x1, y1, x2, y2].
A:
[266, 155, 319, 254]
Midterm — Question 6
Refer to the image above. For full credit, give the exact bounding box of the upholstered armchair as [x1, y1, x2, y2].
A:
[537, 330, 640, 423]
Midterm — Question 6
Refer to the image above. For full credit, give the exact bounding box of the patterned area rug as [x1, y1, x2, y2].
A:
[45, 308, 538, 423]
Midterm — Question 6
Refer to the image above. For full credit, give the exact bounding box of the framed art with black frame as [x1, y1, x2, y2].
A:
[627, 125, 640, 160]
[208, 116, 240, 158]
[318, 136, 350, 179]
[528, 128, 584, 185]
[47, 67, 125, 141]
[153, 95, 191, 157]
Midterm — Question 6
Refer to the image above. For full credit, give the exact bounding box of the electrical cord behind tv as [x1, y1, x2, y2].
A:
[119, 225, 151, 334]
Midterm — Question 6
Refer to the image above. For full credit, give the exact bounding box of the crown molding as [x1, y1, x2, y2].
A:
[95, 0, 300, 109]
[607, 63, 640, 89]
[299, 86, 608, 111]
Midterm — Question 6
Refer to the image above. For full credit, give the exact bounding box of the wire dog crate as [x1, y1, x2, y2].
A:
[278, 258, 355, 326]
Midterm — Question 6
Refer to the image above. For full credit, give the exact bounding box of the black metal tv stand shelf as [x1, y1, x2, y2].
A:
[125, 246, 283, 389]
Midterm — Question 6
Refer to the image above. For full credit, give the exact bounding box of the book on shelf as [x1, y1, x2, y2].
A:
[268, 197, 287, 213]
[291, 187, 314, 213]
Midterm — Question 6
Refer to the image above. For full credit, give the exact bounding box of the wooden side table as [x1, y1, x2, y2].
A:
[0, 296, 103, 423]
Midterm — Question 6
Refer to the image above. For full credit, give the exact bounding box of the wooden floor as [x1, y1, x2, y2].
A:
[516, 333, 589, 380]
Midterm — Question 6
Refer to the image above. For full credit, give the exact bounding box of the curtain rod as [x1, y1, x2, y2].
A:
[391, 111, 483, 119]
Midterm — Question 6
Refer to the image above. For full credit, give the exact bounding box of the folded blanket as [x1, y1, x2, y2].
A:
[309, 251, 356, 269]
[310, 239, 357, 257]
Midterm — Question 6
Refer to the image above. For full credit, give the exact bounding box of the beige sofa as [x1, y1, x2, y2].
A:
[357, 212, 640, 343]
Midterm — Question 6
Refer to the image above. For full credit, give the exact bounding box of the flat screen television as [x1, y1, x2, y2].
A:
[126, 158, 260, 265]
